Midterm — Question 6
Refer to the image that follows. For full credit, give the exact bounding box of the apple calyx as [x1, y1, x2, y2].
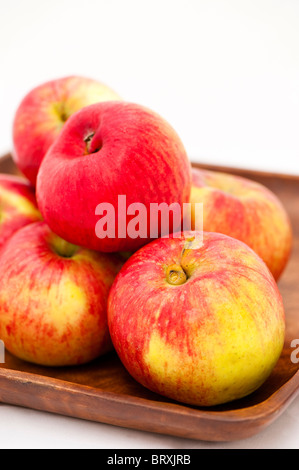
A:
[166, 264, 187, 286]
[51, 236, 78, 259]
[53, 102, 70, 124]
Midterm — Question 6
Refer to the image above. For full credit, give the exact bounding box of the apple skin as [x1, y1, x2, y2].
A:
[12, 75, 121, 186]
[0, 221, 124, 366]
[0, 173, 41, 250]
[107, 231, 285, 407]
[190, 168, 292, 281]
[36, 101, 191, 253]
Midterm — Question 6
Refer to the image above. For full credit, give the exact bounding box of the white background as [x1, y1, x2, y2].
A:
[0, 0, 299, 449]
[1, 0, 299, 174]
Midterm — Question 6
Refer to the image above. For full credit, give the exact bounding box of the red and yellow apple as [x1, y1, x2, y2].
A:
[36, 101, 191, 253]
[0, 221, 124, 366]
[190, 168, 292, 280]
[0, 173, 41, 250]
[12, 75, 121, 185]
[108, 231, 285, 407]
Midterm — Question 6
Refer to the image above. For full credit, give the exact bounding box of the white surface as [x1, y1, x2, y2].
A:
[0, 0, 299, 449]
[0, 396, 299, 449]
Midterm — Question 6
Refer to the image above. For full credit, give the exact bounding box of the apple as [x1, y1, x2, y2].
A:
[0, 221, 124, 366]
[189, 168, 292, 280]
[36, 101, 191, 253]
[0, 173, 41, 250]
[107, 231, 285, 407]
[12, 75, 121, 186]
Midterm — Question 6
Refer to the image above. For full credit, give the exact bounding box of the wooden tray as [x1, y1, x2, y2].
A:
[0, 153, 298, 442]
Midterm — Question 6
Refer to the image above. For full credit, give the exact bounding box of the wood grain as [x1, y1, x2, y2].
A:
[0, 154, 298, 442]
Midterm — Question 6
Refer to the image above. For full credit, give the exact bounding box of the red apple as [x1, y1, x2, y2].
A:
[0, 221, 124, 366]
[108, 231, 285, 407]
[189, 168, 292, 280]
[36, 101, 191, 253]
[12, 75, 121, 185]
[0, 173, 41, 250]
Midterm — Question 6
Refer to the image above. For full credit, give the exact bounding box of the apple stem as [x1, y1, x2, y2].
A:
[166, 264, 187, 286]
[84, 132, 103, 155]
[84, 132, 95, 154]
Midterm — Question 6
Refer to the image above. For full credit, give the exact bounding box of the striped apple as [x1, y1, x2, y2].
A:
[12, 75, 121, 186]
[108, 231, 285, 407]
[189, 168, 292, 280]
